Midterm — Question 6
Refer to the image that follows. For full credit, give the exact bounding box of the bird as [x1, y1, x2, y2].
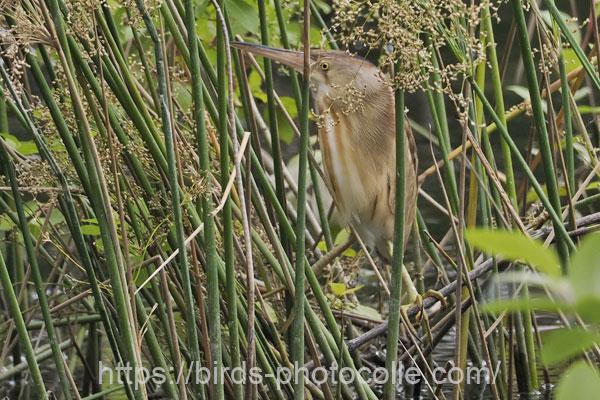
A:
[232, 42, 425, 306]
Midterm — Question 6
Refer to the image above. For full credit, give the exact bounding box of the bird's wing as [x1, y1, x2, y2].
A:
[386, 120, 419, 214]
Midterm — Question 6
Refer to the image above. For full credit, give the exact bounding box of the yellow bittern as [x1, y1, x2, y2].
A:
[233, 42, 422, 304]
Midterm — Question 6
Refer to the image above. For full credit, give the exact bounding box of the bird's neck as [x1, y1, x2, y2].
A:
[314, 82, 396, 152]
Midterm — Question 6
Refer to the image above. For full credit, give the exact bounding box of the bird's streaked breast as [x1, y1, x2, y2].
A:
[319, 111, 375, 227]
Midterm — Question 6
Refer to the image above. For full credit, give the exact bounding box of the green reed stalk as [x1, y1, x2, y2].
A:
[479, 8, 536, 390]
[0, 135, 73, 399]
[511, 0, 570, 269]
[133, 297, 181, 399]
[554, 25, 576, 195]
[185, 0, 221, 397]
[271, 0, 333, 250]
[291, 4, 311, 398]
[214, 1, 234, 399]
[383, 86, 406, 400]
[310, 1, 338, 49]
[544, 0, 600, 92]
[0, 90, 6, 133]
[273, 0, 301, 105]
[0, 65, 136, 396]
[133, 0, 204, 397]
[258, 0, 289, 252]
[45, 4, 145, 392]
[26, 53, 90, 191]
[427, 42, 460, 213]
[0, 250, 47, 399]
[482, 4, 517, 205]
[472, 82, 575, 251]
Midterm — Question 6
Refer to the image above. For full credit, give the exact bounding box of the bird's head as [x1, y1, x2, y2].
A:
[231, 42, 390, 113]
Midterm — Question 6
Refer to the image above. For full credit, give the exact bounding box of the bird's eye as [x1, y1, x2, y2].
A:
[320, 61, 330, 71]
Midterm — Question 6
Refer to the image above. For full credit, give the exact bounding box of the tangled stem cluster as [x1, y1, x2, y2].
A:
[330, 0, 495, 92]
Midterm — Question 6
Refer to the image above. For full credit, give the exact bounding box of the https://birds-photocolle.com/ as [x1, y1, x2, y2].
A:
[232, 41, 438, 308]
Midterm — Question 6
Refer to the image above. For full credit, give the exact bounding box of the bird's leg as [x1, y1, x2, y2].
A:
[402, 267, 447, 320]
[401, 264, 420, 304]
[386, 242, 446, 322]
[386, 241, 420, 303]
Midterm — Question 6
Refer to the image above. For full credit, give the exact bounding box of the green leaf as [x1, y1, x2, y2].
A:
[575, 297, 600, 324]
[507, 85, 547, 112]
[335, 229, 351, 245]
[352, 304, 382, 321]
[481, 297, 569, 315]
[569, 233, 600, 299]
[542, 328, 600, 366]
[80, 224, 101, 236]
[556, 362, 600, 400]
[329, 282, 363, 297]
[48, 209, 65, 225]
[526, 184, 570, 204]
[342, 248, 357, 258]
[262, 301, 279, 323]
[465, 228, 561, 277]
[0, 214, 15, 231]
[317, 240, 328, 252]
[561, 48, 582, 74]
[0, 133, 38, 155]
[279, 96, 297, 118]
[277, 114, 294, 144]
[248, 70, 267, 103]
[224, 0, 259, 34]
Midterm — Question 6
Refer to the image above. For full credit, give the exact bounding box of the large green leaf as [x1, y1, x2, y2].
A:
[569, 233, 600, 300]
[465, 228, 561, 277]
[225, 0, 259, 34]
[481, 297, 570, 315]
[575, 297, 600, 325]
[556, 361, 600, 400]
[541, 328, 600, 366]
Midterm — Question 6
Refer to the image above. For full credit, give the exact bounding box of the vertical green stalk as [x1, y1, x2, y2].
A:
[43, 2, 144, 394]
[271, 0, 333, 250]
[257, 0, 289, 251]
[135, 0, 208, 396]
[482, 4, 517, 205]
[511, 0, 570, 268]
[427, 41, 460, 213]
[183, 0, 209, 397]
[291, 4, 311, 398]
[383, 86, 405, 400]
[544, 0, 600, 91]
[0, 250, 47, 399]
[0, 138, 72, 399]
[554, 23, 576, 195]
[272, 0, 301, 105]
[214, 0, 233, 398]
[480, 7, 522, 394]
[472, 81, 575, 250]
[0, 64, 133, 398]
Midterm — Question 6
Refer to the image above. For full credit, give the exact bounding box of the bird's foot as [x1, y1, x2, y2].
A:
[400, 302, 420, 338]
[422, 289, 447, 308]
[402, 290, 447, 323]
[403, 293, 425, 323]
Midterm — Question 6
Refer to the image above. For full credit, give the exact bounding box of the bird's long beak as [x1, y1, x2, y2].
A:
[231, 42, 304, 73]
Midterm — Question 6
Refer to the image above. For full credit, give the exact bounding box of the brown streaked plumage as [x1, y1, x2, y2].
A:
[233, 42, 420, 301]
